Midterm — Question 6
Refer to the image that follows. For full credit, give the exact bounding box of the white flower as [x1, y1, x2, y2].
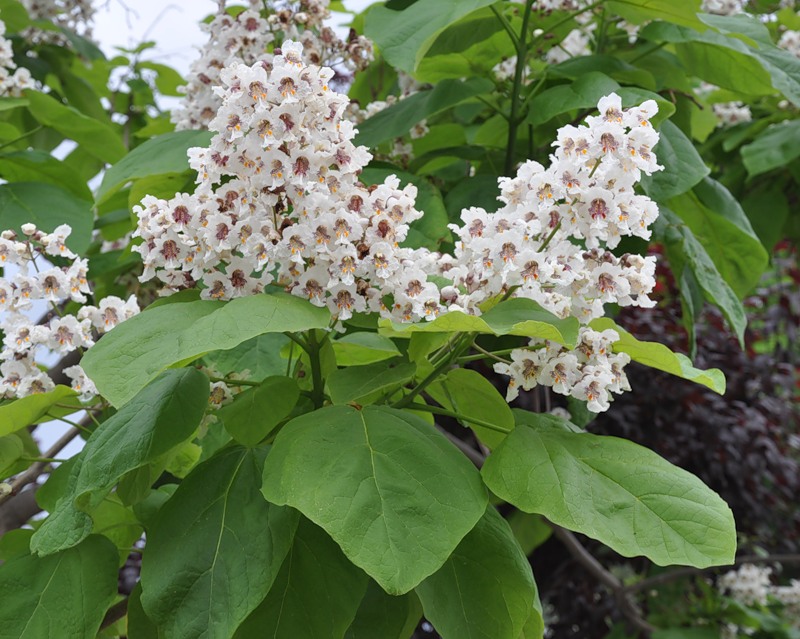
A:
[63, 365, 98, 403]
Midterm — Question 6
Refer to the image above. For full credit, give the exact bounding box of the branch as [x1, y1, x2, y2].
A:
[551, 525, 655, 634]
[100, 599, 128, 631]
[625, 553, 800, 595]
[0, 426, 81, 507]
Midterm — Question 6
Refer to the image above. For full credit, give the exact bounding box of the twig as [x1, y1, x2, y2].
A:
[551, 525, 655, 634]
[100, 599, 128, 631]
[625, 553, 800, 595]
[0, 426, 81, 507]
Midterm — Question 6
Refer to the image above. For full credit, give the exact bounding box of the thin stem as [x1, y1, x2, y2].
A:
[407, 403, 511, 434]
[45, 412, 93, 436]
[505, 0, 535, 175]
[393, 334, 473, 409]
[286, 340, 295, 377]
[0, 426, 81, 507]
[628, 41, 666, 64]
[208, 376, 259, 387]
[307, 331, 325, 409]
[538, 220, 562, 252]
[283, 331, 310, 353]
[458, 346, 519, 364]
[476, 95, 509, 121]
[470, 342, 513, 365]
[530, 0, 604, 45]
[490, 5, 521, 53]
[0, 125, 44, 152]
[19, 456, 69, 463]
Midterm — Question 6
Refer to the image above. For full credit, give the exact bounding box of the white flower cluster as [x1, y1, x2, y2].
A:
[701, 0, 747, 14]
[22, 0, 95, 43]
[173, 0, 372, 131]
[779, 29, 800, 58]
[136, 41, 439, 322]
[696, 82, 753, 128]
[0, 20, 33, 97]
[718, 564, 773, 607]
[494, 328, 630, 412]
[445, 92, 660, 322]
[719, 564, 800, 628]
[0, 224, 139, 401]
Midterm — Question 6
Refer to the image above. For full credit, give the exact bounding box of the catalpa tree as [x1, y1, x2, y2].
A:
[0, 0, 797, 637]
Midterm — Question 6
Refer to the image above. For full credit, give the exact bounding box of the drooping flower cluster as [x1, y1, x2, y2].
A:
[779, 28, 800, 58]
[172, 0, 372, 131]
[0, 20, 34, 97]
[141, 44, 663, 410]
[0, 224, 139, 401]
[445, 92, 660, 322]
[494, 328, 630, 412]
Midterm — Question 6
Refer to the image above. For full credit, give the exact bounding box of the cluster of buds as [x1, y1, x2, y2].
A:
[0, 20, 34, 97]
[172, 0, 372, 131]
[0, 224, 139, 401]
[494, 328, 631, 412]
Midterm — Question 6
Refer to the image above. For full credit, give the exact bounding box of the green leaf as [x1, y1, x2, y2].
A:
[127, 583, 159, 639]
[427, 368, 514, 448]
[641, 120, 710, 201]
[89, 494, 142, 565]
[0, 0, 30, 32]
[741, 119, 800, 176]
[354, 77, 493, 148]
[0, 385, 78, 437]
[659, 207, 747, 345]
[528, 72, 621, 126]
[641, 19, 800, 106]
[607, 0, 703, 29]
[482, 414, 737, 568]
[415, 8, 517, 83]
[327, 360, 416, 405]
[415, 507, 540, 639]
[364, 0, 497, 73]
[141, 446, 299, 639]
[262, 405, 488, 594]
[81, 292, 330, 407]
[381, 298, 580, 348]
[0, 434, 24, 478]
[95, 129, 213, 205]
[204, 333, 290, 381]
[332, 333, 401, 366]
[589, 317, 726, 394]
[0, 151, 93, 200]
[217, 376, 299, 446]
[669, 188, 768, 297]
[0, 535, 118, 639]
[344, 581, 423, 639]
[234, 516, 368, 639]
[31, 369, 209, 555]
[508, 510, 552, 556]
[0, 182, 93, 254]
[26, 91, 125, 163]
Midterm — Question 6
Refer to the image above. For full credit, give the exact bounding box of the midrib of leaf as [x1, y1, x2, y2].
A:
[19, 555, 65, 639]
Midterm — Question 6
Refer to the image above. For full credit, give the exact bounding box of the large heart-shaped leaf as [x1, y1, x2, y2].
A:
[234, 516, 368, 639]
[482, 413, 736, 568]
[262, 405, 487, 594]
[415, 507, 541, 639]
[82, 292, 330, 407]
[31, 368, 209, 555]
[141, 446, 299, 639]
[0, 535, 118, 639]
